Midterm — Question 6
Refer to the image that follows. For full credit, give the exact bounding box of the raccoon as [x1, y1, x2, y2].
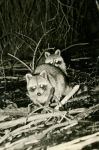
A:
[45, 49, 67, 74]
[26, 64, 70, 104]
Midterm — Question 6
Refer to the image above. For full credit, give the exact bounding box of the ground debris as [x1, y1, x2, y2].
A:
[0, 64, 99, 149]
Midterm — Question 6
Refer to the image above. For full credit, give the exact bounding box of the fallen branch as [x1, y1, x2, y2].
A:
[37, 104, 99, 139]
[48, 131, 99, 150]
[0, 108, 85, 145]
[0, 104, 99, 149]
[0, 134, 39, 150]
[0, 111, 66, 130]
[1, 103, 97, 150]
[0, 123, 43, 145]
[55, 85, 80, 110]
[0, 108, 28, 118]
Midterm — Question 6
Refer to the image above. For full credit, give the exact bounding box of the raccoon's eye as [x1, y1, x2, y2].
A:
[29, 87, 36, 92]
[55, 60, 62, 64]
[49, 61, 53, 64]
[40, 85, 47, 90]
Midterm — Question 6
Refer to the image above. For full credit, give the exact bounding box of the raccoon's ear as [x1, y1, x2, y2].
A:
[45, 52, 50, 58]
[55, 49, 61, 56]
[40, 70, 47, 79]
[25, 73, 32, 83]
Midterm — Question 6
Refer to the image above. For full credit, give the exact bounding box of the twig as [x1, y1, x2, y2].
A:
[15, 32, 37, 46]
[10, 33, 35, 52]
[36, 47, 55, 65]
[0, 47, 6, 91]
[71, 57, 91, 61]
[69, 108, 86, 115]
[96, 0, 99, 11]
[48, 1, 59, 22]
[60, 2, 70, 36]
[32, 28, 55, 71]
[0, 76, 19, 80]
[62, 42, 89, 52]
[8, 53, 32, 72]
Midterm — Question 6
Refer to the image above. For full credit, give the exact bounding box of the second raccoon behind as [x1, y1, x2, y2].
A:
[45, 49, 67, 74]
[26, 64, 70, 104]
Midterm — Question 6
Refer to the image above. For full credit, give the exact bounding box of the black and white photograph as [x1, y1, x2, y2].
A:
[0, 0, 99, 149]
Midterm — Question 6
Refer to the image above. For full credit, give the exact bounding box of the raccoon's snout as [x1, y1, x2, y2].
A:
[37, 92, 41, 96]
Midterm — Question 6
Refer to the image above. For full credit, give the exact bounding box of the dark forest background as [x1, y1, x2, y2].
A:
[0, 0, 99, 65]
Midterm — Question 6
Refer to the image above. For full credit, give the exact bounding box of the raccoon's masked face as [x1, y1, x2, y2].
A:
[45, 49, 64, 69]
[26, 71, 51, 104]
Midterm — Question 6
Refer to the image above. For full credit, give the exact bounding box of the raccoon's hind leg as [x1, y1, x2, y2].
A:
[54, 74, 67, 101]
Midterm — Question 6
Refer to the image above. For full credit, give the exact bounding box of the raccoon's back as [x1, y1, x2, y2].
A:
[34, 64, 64, 76]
